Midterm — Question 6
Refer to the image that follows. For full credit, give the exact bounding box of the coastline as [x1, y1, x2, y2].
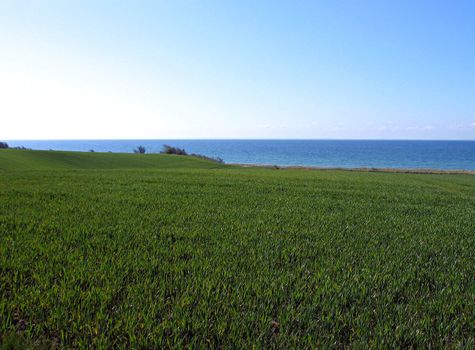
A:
[231, 163, 475, 175]
[5, 140, 474, 174]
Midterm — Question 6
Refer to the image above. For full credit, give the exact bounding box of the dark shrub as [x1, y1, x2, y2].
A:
[161, 145, 187, 155]
[160, 144, 224, 163]
[134, 146, 146, 154]
[190, 153, 224, 164]
[0, 142, 9, 149]
[89, 149, 95, 152]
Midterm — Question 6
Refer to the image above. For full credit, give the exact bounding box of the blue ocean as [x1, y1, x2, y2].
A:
[6, 140, 475, 170]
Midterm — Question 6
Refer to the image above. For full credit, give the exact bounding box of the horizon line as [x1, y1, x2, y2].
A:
[4, 138, 475, 142]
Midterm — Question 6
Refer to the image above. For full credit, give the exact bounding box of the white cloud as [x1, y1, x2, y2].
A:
[406, 125, 435, 131]
[258, 124, 272, 129]
[471, 122, 475, 129]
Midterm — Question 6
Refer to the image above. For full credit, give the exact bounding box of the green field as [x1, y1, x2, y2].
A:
[1, 149, 475, 348]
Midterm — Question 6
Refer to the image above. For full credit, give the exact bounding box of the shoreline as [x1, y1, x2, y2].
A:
[2, 149, 473, 174]
[231, 163, 475, 175]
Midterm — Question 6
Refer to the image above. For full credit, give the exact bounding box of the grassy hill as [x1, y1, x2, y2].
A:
[0, 149, 226, 170]
[1, 150, 475, 348]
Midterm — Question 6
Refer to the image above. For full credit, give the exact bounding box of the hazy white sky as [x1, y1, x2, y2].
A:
[1, 1, 474, 140]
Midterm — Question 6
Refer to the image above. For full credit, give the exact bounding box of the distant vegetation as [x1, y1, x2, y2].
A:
[0, 142, 31, 150]
[134, 145, 146, 154]
[161, 144, 187, 155]
[161, 144, 224, 163]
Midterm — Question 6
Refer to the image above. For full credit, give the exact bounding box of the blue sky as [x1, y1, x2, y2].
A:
[1, 1, 474, 139]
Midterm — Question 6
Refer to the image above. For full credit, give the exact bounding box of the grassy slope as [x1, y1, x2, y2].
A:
[0, 149, 225, 170]
[1, 150, 475, 348]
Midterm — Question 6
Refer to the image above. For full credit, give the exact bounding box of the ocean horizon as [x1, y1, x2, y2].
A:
[6, 139, 475, 171]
